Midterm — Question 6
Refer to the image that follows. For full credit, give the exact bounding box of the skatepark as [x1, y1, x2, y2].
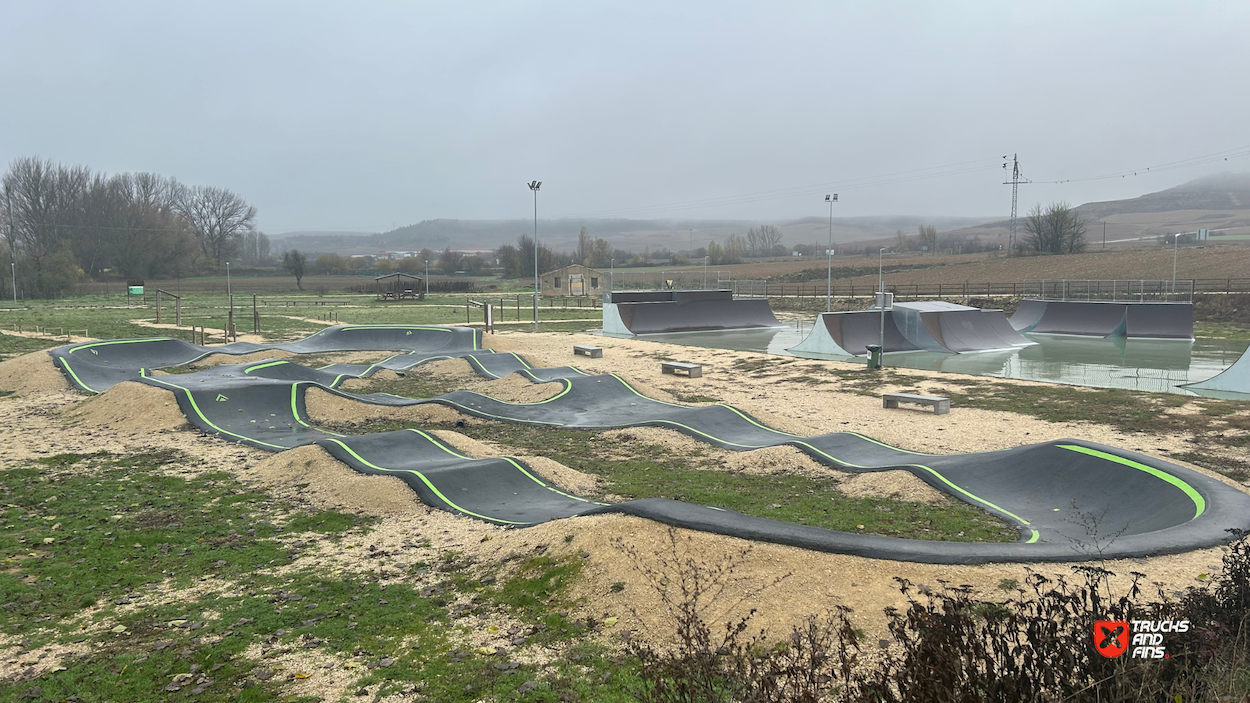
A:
[3, 296, 1250, 699]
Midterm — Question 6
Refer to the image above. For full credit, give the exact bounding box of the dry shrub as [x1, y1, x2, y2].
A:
[622, 530, 1250, 702]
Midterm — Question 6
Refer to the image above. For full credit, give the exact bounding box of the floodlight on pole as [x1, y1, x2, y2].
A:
[1171, 231, 1189, 300]
[825, 194, 838, 312]
[528, 181, 541, 332]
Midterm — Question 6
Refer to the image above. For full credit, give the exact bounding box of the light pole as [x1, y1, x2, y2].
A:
[1171, 232, 1189, 300]
[528, 180, 541, 332]
[10, 261, 14, 304]
[825, 194, 838, 312]
[878, 248, 885, 293]
[424, 260, 429, 298]
[703, 256, 709, 289]
[878, 248, 887, 369]
[226, 261, 231, 298]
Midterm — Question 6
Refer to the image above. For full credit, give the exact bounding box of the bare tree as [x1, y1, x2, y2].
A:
[577, 226, 592, 265]
[282, 249, 307, 290]
[918, 224, 938, 254]
[437, 247, 464, 274]
[1022, 201, 1087, 254]
[746, 224, 784, 256]
[175, 184, 257, 266]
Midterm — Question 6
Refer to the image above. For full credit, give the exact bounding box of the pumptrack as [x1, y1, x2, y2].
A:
[47, 325, 1250, 565]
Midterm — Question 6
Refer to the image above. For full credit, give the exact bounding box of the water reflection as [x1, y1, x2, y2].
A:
[601, 322, 1248, 396]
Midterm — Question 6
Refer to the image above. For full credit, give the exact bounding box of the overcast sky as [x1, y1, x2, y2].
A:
[2, 1, 1248, 233]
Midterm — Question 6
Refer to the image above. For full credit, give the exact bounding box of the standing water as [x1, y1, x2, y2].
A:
[599, 320, 1249, 396]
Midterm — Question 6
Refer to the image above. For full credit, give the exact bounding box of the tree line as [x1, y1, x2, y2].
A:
[1, 157, 263, 298]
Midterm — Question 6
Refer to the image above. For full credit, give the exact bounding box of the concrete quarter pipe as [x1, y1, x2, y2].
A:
[789, 304, 1034, 357]
[1183, 346, 1250, 396]
[602, 290, 780, 336]
[44, 325, 1250, 564]
[1009, 299, 1194, 340]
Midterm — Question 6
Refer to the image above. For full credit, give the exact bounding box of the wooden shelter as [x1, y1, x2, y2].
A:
[374, 272, 424, 300]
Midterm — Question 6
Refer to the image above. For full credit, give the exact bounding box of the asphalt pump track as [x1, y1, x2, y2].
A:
[46, 325, 1250, 564]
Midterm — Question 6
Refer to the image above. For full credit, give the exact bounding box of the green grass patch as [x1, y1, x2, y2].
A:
[0, 334, 59, 360]
[1195, 321, 1250, 340]
[349, 372, 474, 400]
[0, 449, 637, 702]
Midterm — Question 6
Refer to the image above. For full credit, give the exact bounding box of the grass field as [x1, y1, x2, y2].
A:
[0, 450, 634, 702]
[0, 292, 601, 355]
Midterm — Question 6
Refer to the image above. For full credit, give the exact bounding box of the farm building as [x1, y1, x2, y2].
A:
[539, 265, 604, 297]
[374, 272, 424, 300]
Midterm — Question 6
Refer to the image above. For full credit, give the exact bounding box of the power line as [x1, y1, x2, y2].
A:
[553, 158, 1003, 219]
[1034, 145, 1250, 184]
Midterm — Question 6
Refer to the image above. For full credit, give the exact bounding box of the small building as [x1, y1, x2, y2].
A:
[374, 272, 424, 301]
[540, 264, 604, 297]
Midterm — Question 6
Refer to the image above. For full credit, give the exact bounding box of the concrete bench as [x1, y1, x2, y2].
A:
[573, 344, 603, 358]
[883, 392, 950, 415]
[662, 361, 703, 378]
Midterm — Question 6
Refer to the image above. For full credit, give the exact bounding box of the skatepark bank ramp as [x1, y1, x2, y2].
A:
[1009, 299, 1194, 339]
[40, 325, 1250, 564]
[602, 289, 780, 336]
[790, 304, 1034, 357]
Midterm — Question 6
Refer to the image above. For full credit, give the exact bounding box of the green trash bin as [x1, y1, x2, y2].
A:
[866, 344, 882, 370]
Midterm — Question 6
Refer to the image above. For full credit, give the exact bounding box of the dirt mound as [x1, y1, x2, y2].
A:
[249, 445, 424, 516]
[304, 387, 475, 427]
[64, 381, 187, 433]
[837, 470, 946, 505]
[474, 374, 563, 403]
[189, 351, 294, 369]
[429, 430, 601, 496]
[418, 358, 477, 381]
[0, 350, 70, 395]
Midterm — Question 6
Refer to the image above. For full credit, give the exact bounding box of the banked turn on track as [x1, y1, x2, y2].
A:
[47, 325, 1250, 565]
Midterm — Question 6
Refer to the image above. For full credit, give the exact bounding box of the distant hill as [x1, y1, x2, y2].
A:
[272, 215, 991, 256]
[270, 172, 1250, 256]
[937, 171, 1250, 246]
[1076, 172, 1250, 220]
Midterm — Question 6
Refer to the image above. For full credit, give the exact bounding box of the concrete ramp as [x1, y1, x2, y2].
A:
[789, 311, 919, 357]
[892, 301, 1035, 353]
[1183, 346, 1250, 396]
[602, 290, 781, 336]
[1009, 298, 1049, 332]
[1009, 299, 1193, 339]
[925, 309, 1035, 352]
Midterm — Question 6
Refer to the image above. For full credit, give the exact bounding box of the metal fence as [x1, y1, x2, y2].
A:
[723, 278, 1250, 300]
[1021, 279, 1196, 302]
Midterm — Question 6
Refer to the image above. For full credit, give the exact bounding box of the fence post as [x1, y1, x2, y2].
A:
[253, 295, 259, 333]
[156, 291, 162, 324]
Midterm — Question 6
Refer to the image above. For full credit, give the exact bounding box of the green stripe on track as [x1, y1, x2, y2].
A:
[1059, 444, 1205, 519]
[245, 360, 288, 374]
[323, 437, 532, 525]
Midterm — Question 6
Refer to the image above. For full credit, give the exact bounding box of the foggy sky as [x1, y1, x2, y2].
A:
[2, 1, 1248, 233]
